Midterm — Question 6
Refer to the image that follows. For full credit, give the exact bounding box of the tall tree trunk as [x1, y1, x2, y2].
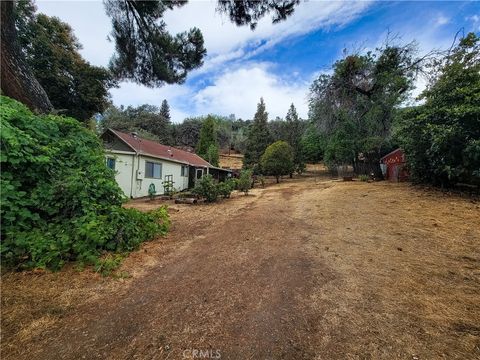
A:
[1, 1, 52, 113]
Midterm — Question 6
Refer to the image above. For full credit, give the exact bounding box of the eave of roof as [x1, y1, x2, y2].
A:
[105, 128, 213, 168]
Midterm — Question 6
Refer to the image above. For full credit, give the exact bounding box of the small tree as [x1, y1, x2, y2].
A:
[261, 141, 294, 183]
[237, 169, 253, 195]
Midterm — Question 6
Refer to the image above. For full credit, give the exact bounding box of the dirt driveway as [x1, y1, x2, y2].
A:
[2, 178, 480, 359]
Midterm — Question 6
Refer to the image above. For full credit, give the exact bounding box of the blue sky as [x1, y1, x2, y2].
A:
[36, 1, 480, 122]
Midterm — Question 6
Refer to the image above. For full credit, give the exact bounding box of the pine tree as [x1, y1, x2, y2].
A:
[159, 99, 171, 122]
[285, 103, 305, 174]
[196, 116, 218, 164]
[243, 98, 272, 170]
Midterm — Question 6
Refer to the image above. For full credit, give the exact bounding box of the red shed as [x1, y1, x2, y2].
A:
[380, 148, 409, 182]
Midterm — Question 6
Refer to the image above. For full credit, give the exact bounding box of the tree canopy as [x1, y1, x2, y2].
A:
[15, 3, 115, 122]
[100, 104, 173, 144]
[309, 40, 424, 174]
[1, 0, 301, 114]
[394, 32, 480, 187]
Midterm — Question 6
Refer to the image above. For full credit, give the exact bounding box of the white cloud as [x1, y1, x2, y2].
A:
[435, 15, 450, 27]
[164, 0, 372, 74]
[35, 0, 372, 121]
[191, 62, 310, 119]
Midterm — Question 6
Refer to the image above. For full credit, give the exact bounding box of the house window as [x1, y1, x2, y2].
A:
[106, 158, 116, 170]
[145, 161, 162, 179]
[181, 165, 188, 177]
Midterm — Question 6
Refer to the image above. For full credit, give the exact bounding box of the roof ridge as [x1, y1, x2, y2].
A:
[107, 128, 212, 168]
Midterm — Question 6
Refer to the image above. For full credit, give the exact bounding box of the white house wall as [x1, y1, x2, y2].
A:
[133, 155, 189, 198]
[106, 151, 190, 198]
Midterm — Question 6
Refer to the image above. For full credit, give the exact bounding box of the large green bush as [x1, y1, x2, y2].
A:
[0, 97, 169, 270]
[260, 141, 294, 183]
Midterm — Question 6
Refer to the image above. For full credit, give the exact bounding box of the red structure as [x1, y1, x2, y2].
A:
[380, 148, 409, 182]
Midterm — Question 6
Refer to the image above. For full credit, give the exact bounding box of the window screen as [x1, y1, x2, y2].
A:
[106, 158, 116, 170]
[145, 161, 162, 178]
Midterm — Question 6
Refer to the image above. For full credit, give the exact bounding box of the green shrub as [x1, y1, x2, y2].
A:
[237, 169, 253, 195]
[217, 178, 236, 198]
[192, 174, 218, 202]
[0, 96, 169, 270]
[359, 174, 369, 182]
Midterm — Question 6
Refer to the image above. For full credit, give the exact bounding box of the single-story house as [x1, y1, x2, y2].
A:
[102, 129, 231, 198]
[380, 148, 409, 182]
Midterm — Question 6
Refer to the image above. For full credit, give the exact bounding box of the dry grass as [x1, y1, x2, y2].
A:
[1, 175, 479, 359]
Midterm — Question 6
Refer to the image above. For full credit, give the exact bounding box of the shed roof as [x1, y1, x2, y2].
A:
[105, 129, 212, 168]
[380, 148, 404, 162]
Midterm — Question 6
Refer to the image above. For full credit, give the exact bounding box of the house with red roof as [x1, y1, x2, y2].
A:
[102, 129, 231, 198]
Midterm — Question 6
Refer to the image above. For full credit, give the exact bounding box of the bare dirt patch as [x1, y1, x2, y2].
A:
[2, 178, 479, 359]
[219, 153, 243, 170]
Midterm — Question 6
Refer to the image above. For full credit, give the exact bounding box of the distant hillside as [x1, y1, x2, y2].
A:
[219, 152, 243, 170]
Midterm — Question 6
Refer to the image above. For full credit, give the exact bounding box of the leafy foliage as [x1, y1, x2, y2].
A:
[217, 0, 300, 30]
[197, 116, 219, 165]
[104, 0, 206, 87]
[395, 33, 480, 187]
[217, 178, 236, 198]
[260, 141, 294, 183]
[206, 144, 220, 167]
[284, 104, 306, 173]
[244, 98, 272, 170]
[100, 104, 173, 144]
[309, 40, 424, 173]
[15, 2, 115, 122]
[0, 97, 169, 270]
[301, 124, 325, 163]
[192, 174, 219, 202]
[237, 169, 253, 195]
[172, 117, 203, 148]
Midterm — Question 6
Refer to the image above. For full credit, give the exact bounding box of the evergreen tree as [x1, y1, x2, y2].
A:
[244, 98, 271, 170]
[159, 99, 171, 122]
[196, 115, 218, 162]
[285, 103, 306, 174]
